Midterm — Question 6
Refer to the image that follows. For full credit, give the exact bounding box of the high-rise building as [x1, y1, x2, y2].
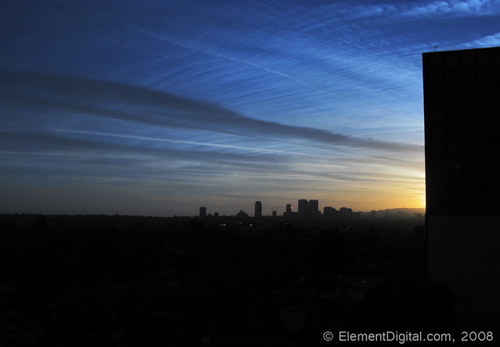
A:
[309, 200, 319, 219]
[199, 206, 206, 218]
[254, 201, 262, 218]
[298, 199, 307, 218]
[424, 47, 500, 215]
[423, 46, 500, 332]
[298, 199, 320, 219]
[284, 204, 294, 219]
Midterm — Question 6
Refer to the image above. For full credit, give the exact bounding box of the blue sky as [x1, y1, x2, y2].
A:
[1, 0, 499, 216]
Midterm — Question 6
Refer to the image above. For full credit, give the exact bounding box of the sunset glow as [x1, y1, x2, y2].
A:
[1, 0, 499, 216]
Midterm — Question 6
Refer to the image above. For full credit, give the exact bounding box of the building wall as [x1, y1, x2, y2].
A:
[308, 200, 319, 218]
[298, 199, 307, 218]
[199, 207, 206, 218]
[255, 201, 262, 218]
[427, 215, 500, 332]
[423, 47, 500, 215]
[423, 46, 500, 333]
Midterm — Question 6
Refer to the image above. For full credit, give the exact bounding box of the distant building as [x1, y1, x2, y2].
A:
[298, 199, 308, 218]
[284, 204, 294, 219]
[323, 206, 339, 219]
[339, 207, 353, 219]
[423, 46, 500, 333]
[254, 201, 262, 218]
[309, 200, 320, 219]
[199, 207, 206, 218]
[298, 199, 320, 219]
[236, 210, 249, 219]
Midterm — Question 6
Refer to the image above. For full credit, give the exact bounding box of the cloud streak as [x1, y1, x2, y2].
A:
[340, 0, 500, 20]
[0, 70, 421, 153]
[3, 0, 468, 214]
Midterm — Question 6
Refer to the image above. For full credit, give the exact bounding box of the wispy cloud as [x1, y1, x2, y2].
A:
[400, 0, 499, 18]
[51, 128, 321, 158]
[458, 31, 500, 48]
[355, 0, 500, 20]
[0, 130, 289, 169]
[0, 70, 421, 153]
[0, 0, 448, 214]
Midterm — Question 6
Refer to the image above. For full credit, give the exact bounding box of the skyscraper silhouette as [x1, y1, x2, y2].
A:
[423, 46, 500, 332]
[199, 207, 206, 218]
[298, 199, 307, 219]
[309, 199, 319, 219]
[255, 201, 262, 218]
[297, 199, 319, 219]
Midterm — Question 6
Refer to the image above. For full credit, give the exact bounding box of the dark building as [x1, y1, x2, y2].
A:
[298, 199, 307, 218]
[323, 206, 339, 219]
[284, 204, 294, 219]
[199, 207, 206, 218]
[309, 200, 320, 218]
[424, 47, 500, 215]
[236, 210, 249, 219]
[339, 207, 353, 219]
[254, 201, 262, 218]
[423, 46, 500, 333]
[298, 199, 320, 219]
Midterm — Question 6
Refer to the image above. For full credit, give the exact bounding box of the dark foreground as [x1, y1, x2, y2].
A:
[0, 213, 458, 346]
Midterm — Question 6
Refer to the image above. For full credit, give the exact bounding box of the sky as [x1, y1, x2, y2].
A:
[1, 0, 499, 217]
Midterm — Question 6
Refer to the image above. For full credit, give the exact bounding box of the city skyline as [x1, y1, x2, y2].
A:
[2, 1, 500, 216]
[196, 199, 422, 218]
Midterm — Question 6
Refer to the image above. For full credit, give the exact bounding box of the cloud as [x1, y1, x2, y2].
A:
[434, 31, 500, 51]
[402, 0, 500, 18]
[0, 70, 421, 153]
[340, 0, 499, 20]
[0, 129, 289, 169]
[50, 128, 322, 158]
[462, 32, 500, 48]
